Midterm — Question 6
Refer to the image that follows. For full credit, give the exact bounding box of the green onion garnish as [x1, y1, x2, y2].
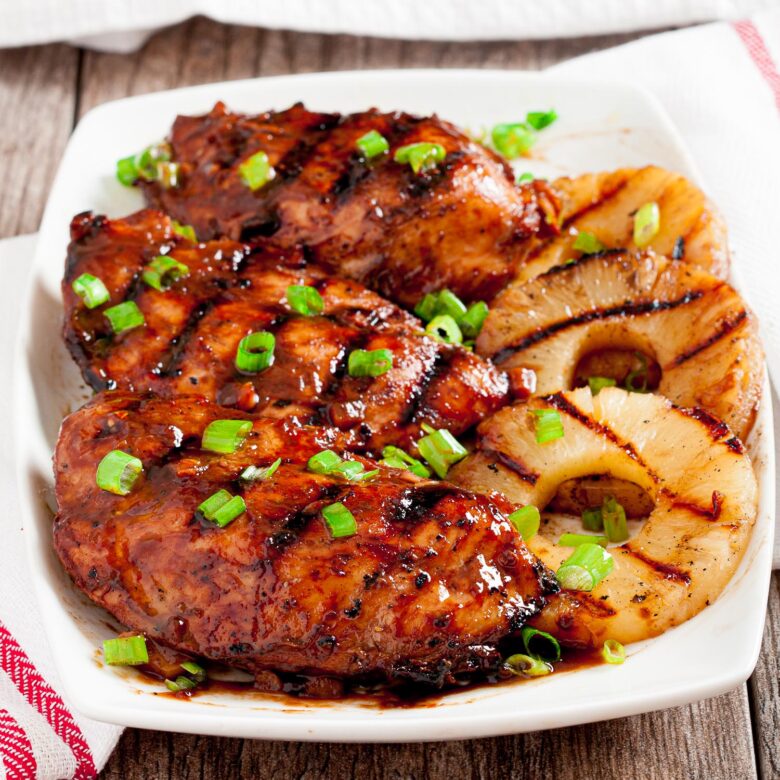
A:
[435, 289, 468, 321]
[601, 639, 626, 665]
[556, 543, 614, 591]
[414, 293, 439, 322]
[308, 449, 343, 474]
[426, 314, 463, 345]
[491, 123, 536, 159]
[198, 489, 245, 527]
[307, 450, 374, 481]
[526, 109, 558, 131]
[393, 142, 446, 174]
[348, 348, 393, 378]
[103, 635, 148, 666]
[624, 352, 649, 393]
[509, 505, 540, 540]
[602, 496, 628, 543]
[240, 458, 282, 483]
[235, 331, 275, 374]
[116, 142, 173, 187]
[96, 450, 143, 495]
[582, 506, 603, 531]
[198, 489, 230, 518]
[531, 409, 564, 444]
[417, 427, 467, 478]
[104, 301, 145, 335]
[322, 502, 357, 538]
[72, 273, 110, 309]
[141, 255, 189, 292]
[356, 130, 389, 160]
[239, 151, 275, 190]
[181, 660, 206, 680]
[379, 446, 431, 478]
[201, 419, 252, 454]
[286, 284, 324, 317]
[171, 221, 196, 242]
[165, 676, 197, 693]
[516, 172, 535, 184]
[557, 532, 609, 548]
[504, 653, 552, 678]
[459, 302, 489, 339]
[521, 626, 561, 662]
[116, 155, 138, 186]
[588, 376, 616, 395]
[572, 231, 606, 255]
[633, 201, 660, 247]
[414, 289, 489, 339]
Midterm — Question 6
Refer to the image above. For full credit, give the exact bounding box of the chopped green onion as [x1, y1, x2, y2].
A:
[104, 301, 145, 335]
[332, 460, 367, 481]
[601, 639, 626, 665]
[308, 449, 343, 475]
[602, 496, 628, 543]
[347, 348, 393, 378]
[165, 676, 197, 692]
[588, 376, 616, 395]
[526, 110, 558, 131]
[582, 506, 603, 532]
[239, 151, 275, 190]
[171, 221, 196, 242]
[557, 533, 609, 548]
[201, 419, 252, 454]
[504, 653, 552, 678]
[181, 661, 207, 681]
[134, 142, 171, 178]
[141, 255, 189, 291]
[572, 231, 606, 255]
[414, 293, 439, 322]
[435, 289, 468, 321]
[240, 458, 282, 483]
[116, 142, 172, 187]
[103, 635, 148, 666]
[379, 446, 431, 478]
[116, 155, 138, 186]
[531, 408, 564, 443]
[556, 543, 614, 591]
[460, 301, 489, 339]
[521, 626, 561, 662]
[211, 495, 246, 527]
[414, 290, 488, 339]
[322, 502, 357, 538]
[235, 331, 275, 374]
[96, 450, 143, 495]
[72, 273, 110, 309]
[198, 489, 231, 519]
[516, 172, 535, 184]
[417, 427, 467, 478]
[491, 123, 536, 159]
[286, 284, 324, 317]
[509, 505, 540, 540]
[356, 129, 389, 159]
[426, 315, 463, 345]
[633, 201, 660, 247]
[624, 352, 649, 393]
[394, 142, 446, 174]
[420, 422, 437, 435]
[308, 450, 374, 482]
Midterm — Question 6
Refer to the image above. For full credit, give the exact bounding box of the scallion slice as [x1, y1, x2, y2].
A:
[103, 635, 148, 666]
[509, 505, 540, 540]
[459, 301, 489, 339]
[633, 201, 660, 247]
[116, 155, 138, 186]
[322, 502, 357, 538]
[239, 151, 275, 190]
[379, 446, 431, 478]
[235, 331, 275, 374]
[104, 301, 145, 335]
[624, 352, 649, 393]
[356, 129, 389, 160]
[572, 231, 606, 255]
[116, 142, 173, 186]
[72, 273, 110, 309]
[435, 289, 468, 321]
[240, 458, 282, 483]
[180, 660, 206, 681]
[588, 376, 616, 395]
[198, 489, 231, 519]
[141, 255, 189, 291]
[491, 123, 536, 159]
[347, 348, 393, 378]
[526, 109, 558, 131]
[308, 450, 374, 481]
[393, 142, 446, 174]
[414, 293, 439, 322]
[171, 221, 196, 242]
[504, 653, 552, 678]
[557, 532, 609, 548]
[582, 506, 603, 532]
[417, 427, 467, 478]
[556, 543, 614, 591]
[531, 408, 564, 444]
[601, 639, 626, 665]
[286, 284, 324, 317]
[426, 314, 462, 345]
[602, 496, 628, 543]
[516, 172, 535, 184]
[201, 419, 252, 454]
[308, 449, 343, 475]
[165, 676, 197, 693]
[521, 626, 561, 662]
[198, 489, 245, 527]
[96, 450, 143, 495]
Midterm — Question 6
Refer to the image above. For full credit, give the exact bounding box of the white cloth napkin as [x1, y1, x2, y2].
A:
[3, 11, 780, 778]
[0, 0, 776, 50]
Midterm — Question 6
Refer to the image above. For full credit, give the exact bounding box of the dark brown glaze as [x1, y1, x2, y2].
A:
[54, 392, 557, 687]
[63, 210, 509, 454]
[139, 103, 560, 306]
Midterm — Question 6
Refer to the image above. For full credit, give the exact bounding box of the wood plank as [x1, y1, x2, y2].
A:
[76, 18, 761, 780]
[0, 44, 78, 238]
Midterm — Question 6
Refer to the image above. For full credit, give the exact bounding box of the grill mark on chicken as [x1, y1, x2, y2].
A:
[670, 309, 748, 366]
[618, 546, 692, 584]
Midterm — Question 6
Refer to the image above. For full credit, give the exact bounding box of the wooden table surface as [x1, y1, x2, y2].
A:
[1, 17, 777, 780]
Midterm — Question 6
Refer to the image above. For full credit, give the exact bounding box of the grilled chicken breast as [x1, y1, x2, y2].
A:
[64, 209, 508, 454]
[54, 392, 556, 687]
[138, 102, 560, 305]
[479, 251, 762, 440]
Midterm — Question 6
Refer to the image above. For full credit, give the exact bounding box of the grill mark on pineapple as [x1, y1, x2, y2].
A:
[478, 448, 539, 485]
[618, 546, 691, 584]
[675, 406, 731, 441]
[491, 291, 704, 363]
[556, 174, 634, 232]
[669, 309, 748, 366]
[663, 489, 724, 521]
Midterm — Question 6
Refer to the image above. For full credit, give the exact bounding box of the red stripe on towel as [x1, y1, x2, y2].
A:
[0, 708, 37, 780]
[733, 19, 780, 113]
[0, 623, 96, 780]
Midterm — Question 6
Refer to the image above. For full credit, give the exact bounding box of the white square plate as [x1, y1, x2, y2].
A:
[14, 70, 775, 741]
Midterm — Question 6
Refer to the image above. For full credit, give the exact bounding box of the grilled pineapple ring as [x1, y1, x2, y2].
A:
[479, 251, 762, 441]
[449, 387, 758, 648]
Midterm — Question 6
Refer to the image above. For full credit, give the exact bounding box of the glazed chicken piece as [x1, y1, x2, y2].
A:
[54, 392, 557, 688]
[63, 209, 508, 454]
[138, 102, 559, 306]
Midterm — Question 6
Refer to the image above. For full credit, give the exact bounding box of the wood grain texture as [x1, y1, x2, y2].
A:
[0, 44, 78, 238]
